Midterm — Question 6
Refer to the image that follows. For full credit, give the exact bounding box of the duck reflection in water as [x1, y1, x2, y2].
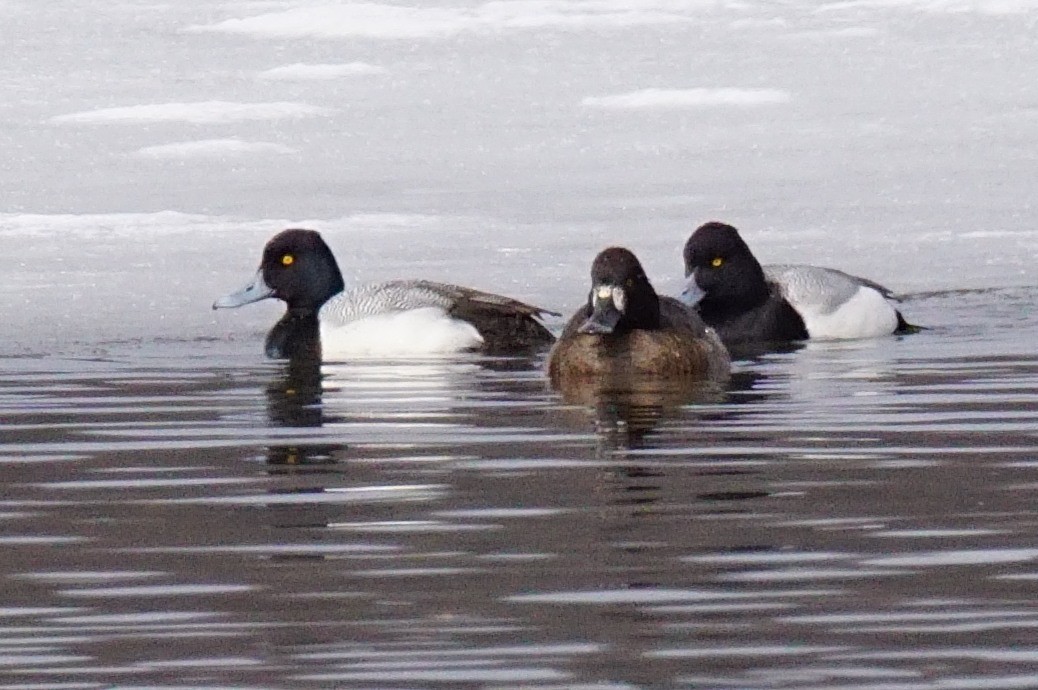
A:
[264, 357, 343, 467]
[546, 247, 731, 450]
[566, 378, 729, 452]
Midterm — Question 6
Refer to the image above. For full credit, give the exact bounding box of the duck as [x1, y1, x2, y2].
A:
[681, 221, 917, 349]
[546, 246, 730, 386]
[213, 228, 557, 360]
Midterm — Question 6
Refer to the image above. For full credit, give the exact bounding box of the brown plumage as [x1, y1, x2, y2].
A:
[547, 247, 730, 388]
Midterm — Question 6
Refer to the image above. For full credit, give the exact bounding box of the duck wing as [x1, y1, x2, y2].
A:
[765, 264, 899, 316]
[320, 280, 558, 352]
[424, 281, 559, 352]
[408, 281, 558, 319]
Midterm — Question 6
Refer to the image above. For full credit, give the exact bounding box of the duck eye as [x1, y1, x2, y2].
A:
[281, 254, 294, 266]
[711, 257, 724, 268]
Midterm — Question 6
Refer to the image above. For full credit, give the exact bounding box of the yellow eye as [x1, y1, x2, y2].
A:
[711, 257, 724, 268]
[281, 254, 294, 266]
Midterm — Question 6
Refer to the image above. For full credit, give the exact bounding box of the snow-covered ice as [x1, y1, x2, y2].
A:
[582, 88, 792, 110]
[0, 0, 1035, 352]
[51, 101, 336, 126]
[257, 63, 387, 80]
[186, 1, 711, 40]
[132, 139, 298, 159]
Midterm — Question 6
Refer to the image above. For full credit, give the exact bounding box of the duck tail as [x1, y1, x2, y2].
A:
[895, 310, 925, 334]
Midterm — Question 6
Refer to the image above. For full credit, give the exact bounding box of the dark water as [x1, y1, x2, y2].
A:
[3, 288, 1038, 689]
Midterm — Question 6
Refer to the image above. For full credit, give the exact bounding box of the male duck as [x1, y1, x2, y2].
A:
[214, 229, 556, 359]
[681, 222, 916, 349]
[547, 246, 729, 385]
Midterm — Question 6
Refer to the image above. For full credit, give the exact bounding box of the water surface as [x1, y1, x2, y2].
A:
[2, 288, 1037, 688]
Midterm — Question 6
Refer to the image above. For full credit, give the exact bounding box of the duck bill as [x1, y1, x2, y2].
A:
[578, 286, 624, 334]
[680, 272, 706, 307]
[212, 270, 275, 310]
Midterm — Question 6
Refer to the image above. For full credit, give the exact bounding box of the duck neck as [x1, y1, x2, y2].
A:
[265, 311, 321, 361]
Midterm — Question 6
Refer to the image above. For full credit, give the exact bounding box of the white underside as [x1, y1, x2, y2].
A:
[318, 307, 484, 358]
[796, 286, 899, 340]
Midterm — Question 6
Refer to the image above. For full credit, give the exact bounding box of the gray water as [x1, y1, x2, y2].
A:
[3, 287, 1038, 688]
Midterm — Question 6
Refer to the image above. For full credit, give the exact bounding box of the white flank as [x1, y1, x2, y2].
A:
[51, 101, 335, 125]
[132, 139, 297, 159]
[798, 286, 899, 340]
[581, 88, 791, 110]
[257, 62, 386, 80]
[319, 307, 484, 358]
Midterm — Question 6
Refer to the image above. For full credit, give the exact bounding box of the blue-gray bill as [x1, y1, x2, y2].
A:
[212, 270, 275, 310]
[577, 286, 625, 334]
[680, 274, 706, 307]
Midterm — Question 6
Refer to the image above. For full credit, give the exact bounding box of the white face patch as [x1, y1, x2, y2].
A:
[593, 284, 626, 313]
[611, 286, 626, 312]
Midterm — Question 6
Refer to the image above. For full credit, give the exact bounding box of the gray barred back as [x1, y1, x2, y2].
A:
[766, 264, 897, 316]
[319, 280, 557, 352]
